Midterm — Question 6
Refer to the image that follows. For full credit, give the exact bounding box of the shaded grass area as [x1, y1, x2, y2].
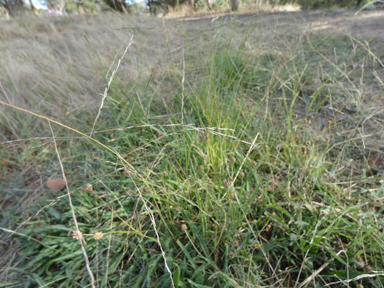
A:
[1, 10, 384, 288]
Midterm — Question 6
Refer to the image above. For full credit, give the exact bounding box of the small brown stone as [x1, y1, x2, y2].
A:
[46, 179, 72, 193]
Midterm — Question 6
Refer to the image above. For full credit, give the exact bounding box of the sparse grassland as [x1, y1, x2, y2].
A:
[1, 8, 384, 288]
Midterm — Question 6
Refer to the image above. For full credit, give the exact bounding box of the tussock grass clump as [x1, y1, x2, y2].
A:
[1, 8, 384, 288]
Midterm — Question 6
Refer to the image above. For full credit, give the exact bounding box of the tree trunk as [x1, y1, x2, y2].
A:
[12, 0, 27, 15]
[4, 0, 13, 17]
[148, 0, 152, 14]
[206, 0, 211, 10]
[164, 0, 169, 14]
[78, 4, 85, 14]
[230, 0, 240, 11]
[0, 5, 10, 19]
[28, 0, 39, 16]
[116, 0, 128, 14]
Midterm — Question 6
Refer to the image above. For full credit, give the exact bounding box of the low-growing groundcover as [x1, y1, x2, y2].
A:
[1, 14, 384, 288]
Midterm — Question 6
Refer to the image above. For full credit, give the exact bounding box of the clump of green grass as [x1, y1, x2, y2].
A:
[1, 11, 384, 288]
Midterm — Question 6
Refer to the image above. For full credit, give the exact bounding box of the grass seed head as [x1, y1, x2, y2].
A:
[82, 183, 93, 192]
[234, 241, 239, 247]
[71, 230, 82, 240]
[93, 232, 103, 240]
[199, 165, 204, 172]
[123, 169, 131, 177]
[231, 157, 236, 163]
[252, 160, 257, 167]
[223, 180, 229, 188]
[240, 171, 245, 178]
[176, 206, 182, 213]
[206, 178, 212, 184]
[229, 252, 235, 259]
[181, 224, 188, 231]
[163, 171, 168, 177]
[355, 256, 365, 267]
[229, 176, 234, 181]
[365, 265, 373, 273]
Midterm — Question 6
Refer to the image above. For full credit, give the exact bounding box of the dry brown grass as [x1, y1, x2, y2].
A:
[0, 13, 185, 133]
[1, 8, 382, 126]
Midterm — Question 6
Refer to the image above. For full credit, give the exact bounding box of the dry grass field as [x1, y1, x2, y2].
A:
[1, 6, 384, 287]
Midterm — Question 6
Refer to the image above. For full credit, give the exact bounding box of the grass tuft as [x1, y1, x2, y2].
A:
[1, 7, 384, 288]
